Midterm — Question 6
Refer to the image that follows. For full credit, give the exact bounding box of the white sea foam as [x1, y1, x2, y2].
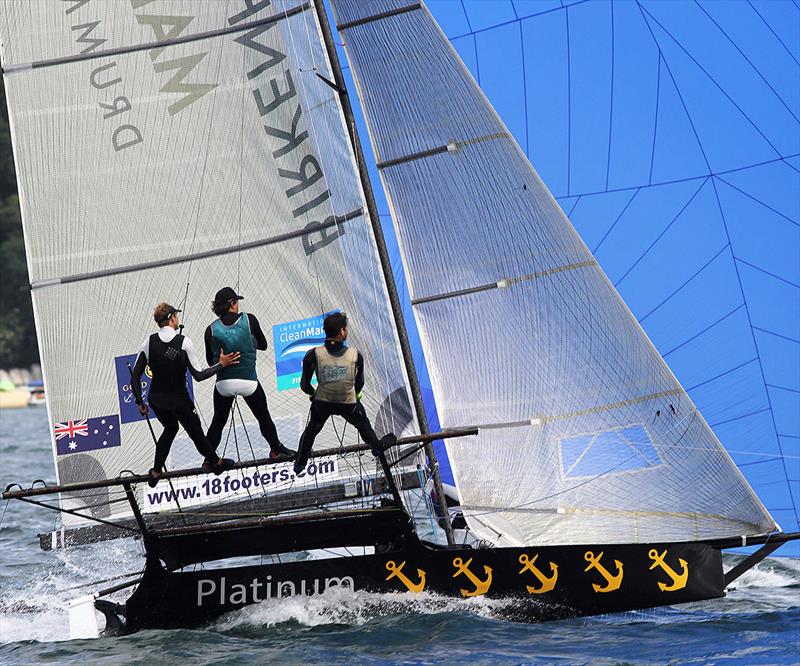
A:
[216, 587, 516, 630]
[0, 539, 142, 644]
[0, 610, 70, 643]
[725, 555, 799, 589]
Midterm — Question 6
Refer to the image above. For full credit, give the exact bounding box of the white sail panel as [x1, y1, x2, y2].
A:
[1, 0, 417, 524]
[331, 0, 776, 544]
[2, 1, 356, 283]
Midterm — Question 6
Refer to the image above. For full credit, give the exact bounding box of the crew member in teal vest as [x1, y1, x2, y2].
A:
[204, 287, 295, 460]
[294, 311, 395, 475]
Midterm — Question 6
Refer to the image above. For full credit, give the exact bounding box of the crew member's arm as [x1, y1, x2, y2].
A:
[300, 349, 317, 396]
[131, 349, 148, 411]
[183, 336, 239, 381]
[248, 313, 268, 351]
[204, 325, 214, 366]
[354, 352, 365, 400]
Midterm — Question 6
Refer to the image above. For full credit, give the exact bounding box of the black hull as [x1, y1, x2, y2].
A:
[119, 537, 723, 633]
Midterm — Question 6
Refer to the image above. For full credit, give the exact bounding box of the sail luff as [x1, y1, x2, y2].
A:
[1, 50, 63, 488]
[312, 0, 454, 545]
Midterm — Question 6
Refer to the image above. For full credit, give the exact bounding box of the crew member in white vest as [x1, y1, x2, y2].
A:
[131, 302, 239, 487]
[294, 312, 395, 475]
[204, 287, 295, 461]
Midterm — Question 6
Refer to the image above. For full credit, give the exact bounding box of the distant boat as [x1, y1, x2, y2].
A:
[0, 379, 29, 409]
[27, 381, 45, 406]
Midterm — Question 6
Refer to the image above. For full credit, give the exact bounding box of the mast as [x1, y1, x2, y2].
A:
[312, 0, 455, 546]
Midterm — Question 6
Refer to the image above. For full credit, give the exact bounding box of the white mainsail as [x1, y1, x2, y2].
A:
[1, 0, 418, 525]
[331, 0, 777, 545]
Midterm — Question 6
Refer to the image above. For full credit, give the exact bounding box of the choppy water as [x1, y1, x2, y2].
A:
[1, 408, 798, 665]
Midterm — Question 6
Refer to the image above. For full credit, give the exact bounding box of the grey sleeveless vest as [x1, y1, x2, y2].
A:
[313, 346, 357, 404]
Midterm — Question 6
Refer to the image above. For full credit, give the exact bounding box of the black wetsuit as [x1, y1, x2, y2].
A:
[131, 330, 220, 471]
[295, 340, 378, 471]
[203, 312, 283, 453]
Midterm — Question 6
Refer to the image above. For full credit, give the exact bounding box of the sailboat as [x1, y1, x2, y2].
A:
[1, 0, 796, 637]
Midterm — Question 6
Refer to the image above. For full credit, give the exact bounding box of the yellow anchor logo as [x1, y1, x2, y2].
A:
[385, 560, 426, 593]
[518, 553, 558, 594]
[648, 549, 689, 592]
[584, 550, 624, 593]
[452, 557, 492, 597]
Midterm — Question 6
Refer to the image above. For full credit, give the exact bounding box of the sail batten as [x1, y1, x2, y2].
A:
[375, 132, 511, 169]
[332, 0, 777, 545]
[336, 3, 421, 32]
[410, 260, 599, 305]
[30, 208, 364, 290]
[2, 4, 311, 74]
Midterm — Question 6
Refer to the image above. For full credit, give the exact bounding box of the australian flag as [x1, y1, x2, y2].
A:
[54, 414, 121, 456]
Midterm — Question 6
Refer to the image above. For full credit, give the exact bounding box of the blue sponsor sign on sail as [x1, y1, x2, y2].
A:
[114, 353, 194, 424]
[271, 312, 335, 391]
[560, 425, 660, 478]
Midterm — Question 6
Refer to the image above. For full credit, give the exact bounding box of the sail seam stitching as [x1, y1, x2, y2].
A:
[2, 3, 310, 73]
[29, 208, 363, 290]
[411, 260, 598, 305]
[336, 4, 421, 31]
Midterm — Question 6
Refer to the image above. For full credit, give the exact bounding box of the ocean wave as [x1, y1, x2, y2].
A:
[724, 554, 800, 589]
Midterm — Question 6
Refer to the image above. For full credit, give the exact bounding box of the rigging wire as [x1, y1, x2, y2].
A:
[57, 570, 145, 594]
[233, 397, 261, 501]
[219, 406, 237, 474]
[178, 28, 228, 328]
[236, 24, 247, 293]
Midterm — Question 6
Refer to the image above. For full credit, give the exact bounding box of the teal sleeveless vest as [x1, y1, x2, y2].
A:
[210, 313, 258, 381]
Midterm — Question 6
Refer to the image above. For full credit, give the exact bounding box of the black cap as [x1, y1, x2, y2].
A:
[213, 287, 243, 304]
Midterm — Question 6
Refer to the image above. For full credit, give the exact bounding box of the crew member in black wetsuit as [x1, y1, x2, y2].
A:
[131, 302, 239, 487]
[294, 312, 395, 475]
[204, 287, 295, 460]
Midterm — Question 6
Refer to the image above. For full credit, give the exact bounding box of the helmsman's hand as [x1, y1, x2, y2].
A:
[219, 350, 241, 368]
[138, 403, 148, 416]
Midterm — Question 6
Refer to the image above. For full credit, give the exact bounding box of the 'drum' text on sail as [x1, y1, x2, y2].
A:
[64, 1, 143, 152]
